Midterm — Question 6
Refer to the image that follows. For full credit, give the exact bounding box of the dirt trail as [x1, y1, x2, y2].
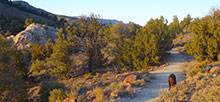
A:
[118, 48, 188, 102]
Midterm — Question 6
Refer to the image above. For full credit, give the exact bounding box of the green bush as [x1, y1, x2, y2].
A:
[30, 59, 46, 73]
[0, 35, 28, 102]
[24, 18, 35, 28]
[0, 15, 24, 36]
[185, 8, 220, 61]
[46, 28, 78, 79]
[31, 43, 48, 61]
[134, 79, 145, 87]
[168, 15, 181, 39]
[39, 80, 65, 102]
[116, 17, 172, 71]
[48, 88, 67, 102]
[104, 82, 125, 98]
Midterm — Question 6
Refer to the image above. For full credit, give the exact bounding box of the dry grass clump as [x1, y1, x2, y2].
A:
[158, 61, 220, 102]
[83, 72, 93, 79]
[186, 60, 209, 77]
[48, 88, 67, 102]
[186, 65, 203, 77]
[105, 82, 126, 98]
[28, 79, 66, 102]
[191, 78, 220, 102]
[62, 70, 150, 101]
[27, 70, 149, 102]
[92, 87, 105, 102]
[158, 86, 190, 102]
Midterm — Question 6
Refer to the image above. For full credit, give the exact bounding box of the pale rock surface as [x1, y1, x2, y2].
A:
[8, 23, 59, 49]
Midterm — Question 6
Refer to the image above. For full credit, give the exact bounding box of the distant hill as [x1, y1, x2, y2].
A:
[12, 0, 123, 25]
[12, 0, 52, 15]
[57, 15, 122, 25]
[56, 15, 79, 25]
[1, 0, 125, 27]
[173, 32, 194, 47]
[101, 19, 121, 25]
[0, 2, 53, 23]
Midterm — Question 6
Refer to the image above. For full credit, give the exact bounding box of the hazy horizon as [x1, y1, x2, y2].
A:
[17, 0, 220, 25]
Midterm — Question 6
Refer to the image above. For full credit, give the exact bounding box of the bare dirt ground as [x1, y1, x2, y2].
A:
[117, 48, 191, 102]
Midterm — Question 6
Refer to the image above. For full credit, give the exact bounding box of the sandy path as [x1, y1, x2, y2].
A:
[117, 48, 188, 102]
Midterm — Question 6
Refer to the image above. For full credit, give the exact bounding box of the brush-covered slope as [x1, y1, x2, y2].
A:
[0, 2, 53, 23]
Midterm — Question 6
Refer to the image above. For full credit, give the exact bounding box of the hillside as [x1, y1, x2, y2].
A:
[7, 0, 123, 26]
[56, 15, 79, 25]
[12, 0, 52, 15]
[13, 0, 123, 25]
[173, 33, 194, 47]
[0, 2, 53, 24]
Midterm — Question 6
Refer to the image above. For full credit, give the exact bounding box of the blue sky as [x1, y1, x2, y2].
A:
[22, 0, 220, 26]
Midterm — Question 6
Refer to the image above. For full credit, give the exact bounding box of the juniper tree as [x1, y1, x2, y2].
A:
[0, 34, 28, 102]
[78, 14, 107, 72]
[185, 8, 220, 61]
[116, 16, 173, 71]
[168, 15, 181, 39]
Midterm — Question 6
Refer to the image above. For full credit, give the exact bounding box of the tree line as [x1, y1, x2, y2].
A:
[0, 0, 58, 21]
[0, 0, 67, 36]
[29, 14, 182, 79]
[185, 8, 220, 61]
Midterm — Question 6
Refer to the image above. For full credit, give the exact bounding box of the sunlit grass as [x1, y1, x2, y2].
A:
[158, 61, 220, 102]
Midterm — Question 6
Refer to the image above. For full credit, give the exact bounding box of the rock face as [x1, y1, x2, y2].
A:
[123, 74, 139, 87]
[8, 23, 59, 49]
[63, 98, 77, 102]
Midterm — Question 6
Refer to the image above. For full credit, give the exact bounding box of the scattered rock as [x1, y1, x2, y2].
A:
[123, 74, 139, 87]
[63, 98, 77, 102]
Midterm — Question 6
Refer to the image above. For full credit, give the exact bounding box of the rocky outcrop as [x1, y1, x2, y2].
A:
[8, 23, 59, 49]
[63, 98, 77, 102]
[123, 73, 139, 87]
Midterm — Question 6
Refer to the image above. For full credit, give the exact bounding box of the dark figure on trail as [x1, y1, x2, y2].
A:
[165, 61, 169, 66]
[168, 73, 176, 90]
